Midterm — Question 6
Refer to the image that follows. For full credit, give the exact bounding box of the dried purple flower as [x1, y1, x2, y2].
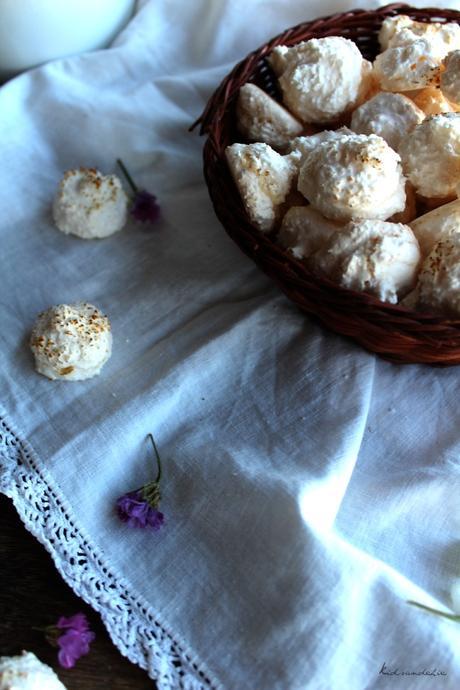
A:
[116, 434, 165, 530]
[116, 489, 165, 530]
[42, 613, 95, 669]
[117, 158, 160, 224]
[57, 628, 95, 669]
[130, 189, 161, 223]
[56, 613, 90, 634]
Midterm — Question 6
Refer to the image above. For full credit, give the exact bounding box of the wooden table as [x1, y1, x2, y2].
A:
[0, 494, 156, 689]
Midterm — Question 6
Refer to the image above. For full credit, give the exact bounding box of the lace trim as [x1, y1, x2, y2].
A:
[0, 411, 221, 690]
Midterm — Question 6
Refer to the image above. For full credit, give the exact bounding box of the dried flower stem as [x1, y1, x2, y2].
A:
[407, 600, 460, 622]
[141, 434, 162, 503]
[148, 432, 162, 483]
[116, 159, 160, 224]
[117, 158, 138, 193]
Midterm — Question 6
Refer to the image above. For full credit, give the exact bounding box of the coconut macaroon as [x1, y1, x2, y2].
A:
[225, 142, 296, 232]
[236, 83, 303, 149]
[268, 45, 292, 77]
[414, 235, 460, 316]
[288, 127, 353, 169]
[278, 206, 343, 259]
[374, 14, 460, 93]
[378, 15, 414, 51]
[389, 181, 417, 225]
[53, 167, 128, 239]
[379, 14, 460, 57]
[272, 36, 373, 124]
[0, 652, 67, 690]
[308, 219, 421, 303]
[406, 85, 458, 116]
[410, 198, 460, 256]
[297, 133, 406, 222]
[374, 39, 441, 92]
[30, 302, 112, 381]
[441, 50, 460, 105]
[399, 113, 460, 199]
[350, 91, 424, 150]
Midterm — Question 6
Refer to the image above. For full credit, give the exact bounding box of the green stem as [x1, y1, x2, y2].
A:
[117, 158, 138, 194]
[142, 481, 161, 506]
[407, 600, 460, 621]
[148, 433, 162, 483]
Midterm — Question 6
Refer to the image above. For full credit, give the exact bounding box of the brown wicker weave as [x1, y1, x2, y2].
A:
[193, 3, 460, 365]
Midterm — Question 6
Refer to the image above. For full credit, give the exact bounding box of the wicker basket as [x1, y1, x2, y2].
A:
[193, 3, 460, 365]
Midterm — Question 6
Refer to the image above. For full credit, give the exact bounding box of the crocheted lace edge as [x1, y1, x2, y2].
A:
[0, 411, 221, 690]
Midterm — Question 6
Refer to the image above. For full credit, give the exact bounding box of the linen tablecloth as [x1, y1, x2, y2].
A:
[2, 1, 460, 688]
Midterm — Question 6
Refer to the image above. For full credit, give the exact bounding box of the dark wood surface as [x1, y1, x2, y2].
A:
[0, 493, 156, 689]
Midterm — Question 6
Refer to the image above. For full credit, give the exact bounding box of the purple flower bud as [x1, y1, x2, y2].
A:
[116, 489, 164, 530]
[57, 628, 95, 669]
[56, 613, 90, 633]
[130, 190, 161, 224]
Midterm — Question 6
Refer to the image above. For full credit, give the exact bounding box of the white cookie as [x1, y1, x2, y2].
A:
[389, 181, 417, 225]
[406, 85, 458, 115]
[225, 143, 296, 232]
[441, 50, 460, 104]
[308, 219, 421, 303]
[399, 113, 460, 199]
[236, 83, 303, 149]
[410, 198, 460, 256]
[53, 167, 128, 239]
[297, 133, 406, 222]
[379, 15, 460, 58]
[0, 652, 67, 690]
[268, 44, 294, 77]
[415, 235, 460, 316]
[30, 302, 112, 381]
[378, 15, 414, 51]
[350, 91, 424, 150]
[278, 206, 343, 259]
[288, 127, 353, 169]
[274, 37, 373, 123]
[374, 39, 441, 92]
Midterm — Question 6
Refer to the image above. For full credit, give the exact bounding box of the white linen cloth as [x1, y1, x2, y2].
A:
[2, 1, 460, 688]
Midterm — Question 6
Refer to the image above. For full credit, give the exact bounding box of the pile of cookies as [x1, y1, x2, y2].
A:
[225, 14, 460, 317]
